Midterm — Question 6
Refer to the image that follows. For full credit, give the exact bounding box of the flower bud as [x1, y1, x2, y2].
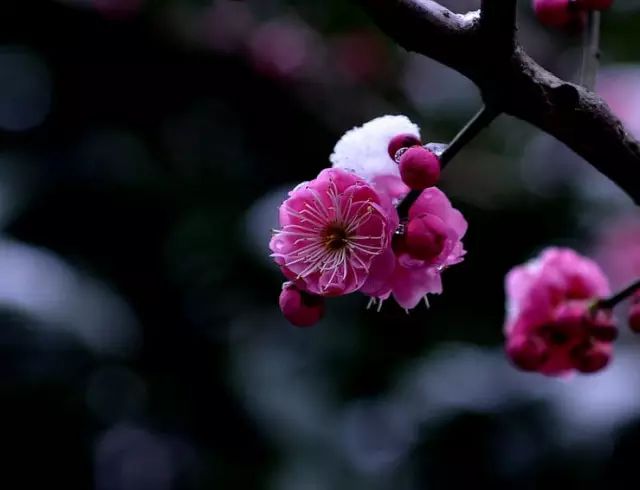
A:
[398, 146, 441, 190]
[628, 302, 640, 333]
[506, 335, 548, 371]
[571, 342, 611, 373]
[587, 309, 618, 342]
[279, 283, 325, 328]
[388, 134, 421, 161]
[533, 0, 585, 30]
[404, 213, 448, 262]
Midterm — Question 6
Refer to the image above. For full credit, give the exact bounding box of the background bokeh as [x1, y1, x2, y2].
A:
[2, 0, 640, 488]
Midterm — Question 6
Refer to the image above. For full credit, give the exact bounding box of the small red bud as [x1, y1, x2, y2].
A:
[533, 0, 585, 30]
[279, 283, 325, 328]
[506, 335, 548, 371]
[628, 302, 640, 333]
[571, 342, 611, 374]
[398, 146, 441, 190]
[587, 308, 617, 342]
[404, 213, 448, 262]
[388, 134, 421, 161]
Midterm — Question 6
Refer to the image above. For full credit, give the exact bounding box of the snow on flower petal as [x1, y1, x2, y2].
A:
[330, 115, 421, 182]
[270, 168, 392, 297]
[504, 247, 614, 376]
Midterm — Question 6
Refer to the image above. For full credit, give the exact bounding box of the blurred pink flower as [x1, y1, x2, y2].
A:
[504, 247, 614, 376]
[200, 0, 256, 54]
[361, 187, 467, 309]
[333, 30, 389, 84]
[270, 168, 392, 297]
[598, 66, 640, 139]
[247, 17, 320, 81]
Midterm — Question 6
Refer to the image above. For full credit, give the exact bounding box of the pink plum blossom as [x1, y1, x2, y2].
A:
[598, 67, 640, 140]
[504, 247, 615, 376]
[271, 115, 469, 324]
[270, 168, 393, 297]
[361, 187, 467, 310]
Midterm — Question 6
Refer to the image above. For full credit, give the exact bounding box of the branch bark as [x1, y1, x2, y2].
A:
[355, 0, 640, 205]
[480, 0, 517, 56]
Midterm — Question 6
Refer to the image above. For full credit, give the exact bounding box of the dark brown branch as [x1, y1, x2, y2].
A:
[597, 278, 640, 310]
[480, 0, 517, 56]
[355, 0, 640, 205]
[354, 0, 480, 81]
[502, 49, 640, 205]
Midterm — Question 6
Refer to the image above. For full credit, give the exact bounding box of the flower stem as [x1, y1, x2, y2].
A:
[440, 105, 500, 167]
[396, 105, 499, 219]
[580, 10, 601, 91]
[597, 278, 640, 310]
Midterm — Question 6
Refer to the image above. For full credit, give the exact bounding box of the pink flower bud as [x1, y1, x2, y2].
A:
[279, 283, 325, 328]
[403, 213, 448, 262]
[533, 0, 584, 30]
[388, 134, 422, 161]
[571, 342, 611, 373]
[552, 301, 617, 342]
[575, 0, 614, 10]
[506, 335, 548, 371]
[587, 309, 618, 342]
[398, 146, 441, 190]
[628, 302, 640, 333]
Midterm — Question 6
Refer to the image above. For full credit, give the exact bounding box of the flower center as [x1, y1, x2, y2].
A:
[323, 224, 349, 251]
[539, 324, 570, 346]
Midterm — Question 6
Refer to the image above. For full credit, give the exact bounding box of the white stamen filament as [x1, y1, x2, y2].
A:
[275, 186, 387, 292]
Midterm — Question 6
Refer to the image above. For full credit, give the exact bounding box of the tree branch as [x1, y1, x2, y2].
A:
[355, 0, 640, 205]
[480, 0, 517, 56]
[596, 278, 640, 310]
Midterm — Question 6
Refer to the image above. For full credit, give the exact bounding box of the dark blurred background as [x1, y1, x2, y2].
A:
[1, 0, 640, 488]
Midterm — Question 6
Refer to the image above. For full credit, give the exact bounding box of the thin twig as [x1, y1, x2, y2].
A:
[580, 11, 601, 91]
[440, 106, 500, 166]
[396, 106, 500, 219]
[596, 278, 640, 310]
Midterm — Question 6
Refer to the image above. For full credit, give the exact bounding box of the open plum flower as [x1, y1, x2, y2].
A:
[270, 168, 392, 297]
[504, 247, 617, 376]
[270, 115, 468, 326]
